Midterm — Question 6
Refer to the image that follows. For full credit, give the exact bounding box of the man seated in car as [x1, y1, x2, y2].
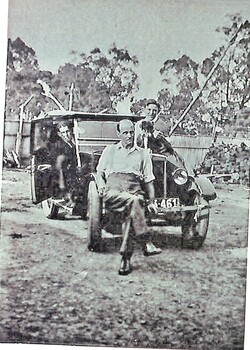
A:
[135, 99, 174, 155]
[96, 119, 162, 276]
[54, 121, 78, 208]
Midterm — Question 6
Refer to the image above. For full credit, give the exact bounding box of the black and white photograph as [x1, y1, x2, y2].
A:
[0, 1, 249, 349]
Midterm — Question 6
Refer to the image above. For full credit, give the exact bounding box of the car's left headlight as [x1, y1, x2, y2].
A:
[172, 168, 188, 185]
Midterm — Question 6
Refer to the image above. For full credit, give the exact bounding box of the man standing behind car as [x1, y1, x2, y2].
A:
[135, 99, 174, 155]
[96, 119, 162, 276]
[135, 99, 160, 148]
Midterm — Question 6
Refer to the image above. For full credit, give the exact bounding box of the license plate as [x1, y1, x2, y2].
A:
[155, 198, 180, 209]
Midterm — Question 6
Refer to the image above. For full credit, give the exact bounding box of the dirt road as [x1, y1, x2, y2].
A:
[0, 169, 249, 349]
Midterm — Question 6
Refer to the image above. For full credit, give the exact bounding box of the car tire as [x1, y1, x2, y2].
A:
[87, 180, 102, 252]
[181, 193, 209, 249]
[41, 198, 59, 219]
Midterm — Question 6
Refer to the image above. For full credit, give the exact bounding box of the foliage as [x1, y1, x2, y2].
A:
[159, 55, 199, 96]
[49, 63, 112, 112]
[5, 38, 54, 118]
[199, 15, 250, 133]
[156, 15, 250, 136]
[7, 37, 39, 72]
[200, 141, 249, 185]
[5, 39, 139, 118]
[130, 98, 148, 115]
[4, 16, 250, 139]
[157, 55, 205, 135]
[70, 44, 139, 109]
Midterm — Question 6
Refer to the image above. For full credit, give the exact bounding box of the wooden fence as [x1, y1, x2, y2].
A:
[3, 120, 31, 165]
[170, 135, 213, 170]
[3, 119, 249, 169]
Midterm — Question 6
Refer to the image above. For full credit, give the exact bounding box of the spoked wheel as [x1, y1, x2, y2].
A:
[181, 193, 210, 249]
[41, 198, 59, 219]
[87, 180, 102, 252]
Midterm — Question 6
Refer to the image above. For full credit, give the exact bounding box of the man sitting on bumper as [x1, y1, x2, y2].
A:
[96, 119, 162, 276]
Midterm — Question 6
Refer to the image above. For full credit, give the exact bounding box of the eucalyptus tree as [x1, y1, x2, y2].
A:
[199, 15, 250, 133]
[69, 44, 139, 111]
[5, 37, 53, 119]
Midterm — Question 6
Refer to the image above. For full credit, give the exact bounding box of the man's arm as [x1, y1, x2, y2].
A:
[141, 149, 158, 214]
[144, 180, 158, 214]
[55, 153, 67, 191]
[96, 171, 106, 196]
[95, 145, 111, 196]
[145, 180, 155, 201]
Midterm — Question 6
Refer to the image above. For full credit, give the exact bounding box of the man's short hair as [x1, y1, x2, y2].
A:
[146, 99, 160, 111]
[117, 119, 134, 133]
[56, 120, 73, 131]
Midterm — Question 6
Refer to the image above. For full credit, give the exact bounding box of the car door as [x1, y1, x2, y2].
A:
[30, 118, 58, 204]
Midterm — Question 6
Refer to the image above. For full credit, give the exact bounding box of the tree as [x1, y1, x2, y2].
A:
[130, 98, 148, 115]
[5, 39, 140, 117]
[156, 15, 250, 136]
[157, 55, 202, 134]
[199, 15, 250, 135]
[50, 62, 112, 112]
[72, 44, 139, 110]
[5, 38, 54, 119]
[7, 37, 39, 72]
[160, 55, 199, 95]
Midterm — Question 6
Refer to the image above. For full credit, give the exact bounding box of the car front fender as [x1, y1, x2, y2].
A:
[193, 176, 217, 201]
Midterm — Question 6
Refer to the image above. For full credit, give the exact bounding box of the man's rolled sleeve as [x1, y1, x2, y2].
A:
[96, 145, 111, 173]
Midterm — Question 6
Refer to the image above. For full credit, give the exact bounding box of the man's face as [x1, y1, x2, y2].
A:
[145, 103, 159, 121]
[118, 121, 135, 149]
[58, 125, 73, 143]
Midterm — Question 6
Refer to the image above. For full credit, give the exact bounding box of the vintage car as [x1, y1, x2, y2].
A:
[30, 110, 216, 250]
[30, 111, 137, 218]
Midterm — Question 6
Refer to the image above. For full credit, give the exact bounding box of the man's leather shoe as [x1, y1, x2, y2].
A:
[118, 258, 133, 275]
[143, 242, 162, 256]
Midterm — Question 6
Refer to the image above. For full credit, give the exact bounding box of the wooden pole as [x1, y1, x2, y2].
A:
[37, 80, 66, 111]
[68, 82, 81, 168]
[15, 95, 34, 166]
[73, 118, 81, 168]
[69, 83, 74, 111]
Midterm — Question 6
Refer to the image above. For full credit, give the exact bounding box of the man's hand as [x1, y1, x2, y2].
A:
[96, 171, 107, 197]
[76, 166, 83, 176]
[147, 201, 158, 215]
[98, 187, 106, 197]
[145, 181, 157, 214]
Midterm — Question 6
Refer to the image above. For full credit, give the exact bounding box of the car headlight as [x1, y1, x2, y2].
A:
[172, 168, 188, 185]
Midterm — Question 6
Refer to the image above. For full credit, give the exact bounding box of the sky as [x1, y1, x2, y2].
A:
[6, 0, 250, 109]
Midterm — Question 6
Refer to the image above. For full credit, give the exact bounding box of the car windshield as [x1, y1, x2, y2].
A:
[77, 120, 118, 140]
[31, 113, 138, 155]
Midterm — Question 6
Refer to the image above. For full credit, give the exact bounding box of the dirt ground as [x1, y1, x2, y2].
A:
[0, 169, 249, 350]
